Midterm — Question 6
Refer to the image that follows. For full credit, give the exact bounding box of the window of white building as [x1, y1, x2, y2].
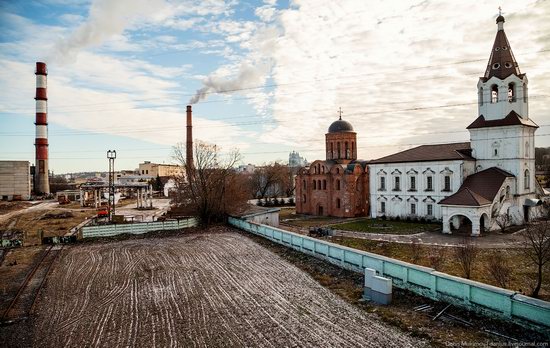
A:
[381, 201, 386, 214]
[491, 84, 498, 103]
[427, 204, 433, 216]
[394, 176, 400, 191]
[524, 169, 530, 189]
[410, 176, 416, 191]
[380, 176, 386, 191]
[411, 203, 416, 215]
[443, 175, 451, 191]
[426, 176, 433, 191]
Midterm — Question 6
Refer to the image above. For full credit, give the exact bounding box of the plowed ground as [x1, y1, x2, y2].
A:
[28, 227, 426, 347]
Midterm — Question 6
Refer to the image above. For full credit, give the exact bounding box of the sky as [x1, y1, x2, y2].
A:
[0, 0, 549, 174]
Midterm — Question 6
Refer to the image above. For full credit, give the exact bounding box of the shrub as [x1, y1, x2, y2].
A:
[410, 239, 423, 263]
[428, 248, 446, 270]
[288, 197, 295, 206]
[419, 217, 426, 223]
[453, 237, 478, 279]
[257, 200, 264, 206]
[405, 216, 411, 222]
[486, 251, 512, 288]
[381, 215, 386, 220]
[395, 216, 401, 221]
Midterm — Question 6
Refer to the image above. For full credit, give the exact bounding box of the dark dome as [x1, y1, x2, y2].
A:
[328, 119, 354, 133]
[496, 15, 505, 23]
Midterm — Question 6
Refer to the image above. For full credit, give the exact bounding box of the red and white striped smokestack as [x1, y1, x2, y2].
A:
[35, 62, 50, 194]
[186, 105, 193, 172]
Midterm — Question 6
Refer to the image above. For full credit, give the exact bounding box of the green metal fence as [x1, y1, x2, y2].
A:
[228, 217, 550, 331]
[82, 218, 198, 238]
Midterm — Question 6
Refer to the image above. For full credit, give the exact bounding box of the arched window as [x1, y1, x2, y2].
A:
[352, 141, 355, 158]
[491, 85, 498, 103]
[302, 179, 306, 189]
[303, 194, 306, 203]
[494, 148, 498, 157]
[336, 180, 341, 190]
[523, 83, 528, 102]
[336, 198, 341, 209]
[524, 169, 530, 189]
[336, 167, 340, 174]
[525, 141, 529, 158]
[318, 180, 321, 190]
[478, 87, 484, 106]
[337, 142, 341, 158]
[313, 180, 316, 190]
[321, 166, 325, 174]
[330, 143, 334, 159]
[508, 82, 516, 102]
[323, 180, 326, 190]
[345, 142, 349, 159]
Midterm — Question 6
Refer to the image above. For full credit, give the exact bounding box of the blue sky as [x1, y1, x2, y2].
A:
[1, 0, 549, 174]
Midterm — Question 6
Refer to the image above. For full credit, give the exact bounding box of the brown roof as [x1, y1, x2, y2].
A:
[482, 19, 521, 81]
[467, 111, 539, 129]
[439, 167, 514, 206]
[370, 142, 474, 164]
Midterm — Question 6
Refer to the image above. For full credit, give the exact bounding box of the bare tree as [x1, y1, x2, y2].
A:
[485, 251, 512, 288]
[428, 248, 446, 271]
[409, 238, 423, 264]
[250, 162, 290, 199]
[172, 141, 249, 224]
[495, 213, 511, 233]
[453, 237, 478, 279]
[521, 220, 550, 297]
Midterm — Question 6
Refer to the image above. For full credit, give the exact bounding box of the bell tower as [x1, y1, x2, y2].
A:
[477, 13, 528, 121]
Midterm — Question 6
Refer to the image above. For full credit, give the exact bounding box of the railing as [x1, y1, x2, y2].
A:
[228, 217, 550, 331]
[82, 218, 198, 238]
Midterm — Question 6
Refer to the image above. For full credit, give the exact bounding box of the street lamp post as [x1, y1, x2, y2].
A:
[107, 150, 116, 222]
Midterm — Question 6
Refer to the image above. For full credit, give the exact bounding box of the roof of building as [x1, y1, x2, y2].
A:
[369, 142, 474, 164]
[328, 118, 354, 133]
[439, 167, 514, 206]
[482, 15, 522, 81]
[467, 111, 539, 129]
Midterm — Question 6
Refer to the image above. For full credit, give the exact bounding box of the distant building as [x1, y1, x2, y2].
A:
[236, 164, 256, 174]
[289, 151, 308, 167]
[0, 161, 32, 200]
[138, 161, 183, 177]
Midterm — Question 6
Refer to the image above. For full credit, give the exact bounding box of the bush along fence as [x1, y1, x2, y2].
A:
[82, 218, 198, 239]
[228, 217, 550, 332]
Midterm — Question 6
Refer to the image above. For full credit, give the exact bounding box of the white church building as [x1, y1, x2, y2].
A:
[368, 14, 545, 236]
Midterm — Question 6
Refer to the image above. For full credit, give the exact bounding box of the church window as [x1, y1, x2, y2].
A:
[303, 194, 306, 203]
[523, 83, 528, 102]
[508, 83, 516, 102]
[318, 180, 321, 190]
[380, 177, 386, 191]
[323, 180, 327, 190]
[393, 176, 400, 191]
[336, 180, 341, 190]
[426, 176, 433, 191]
[322, 166, 325, 174]
[337, 142, 341, 158]
[336, 198, 341, 209]
[410, 203, 416, 215]
[303, 179, 306, 189]
[380, 201, 386, 214]
[427, 204, 433, 216]
[330, 143, 334, 159]
[524, 169, 530, 189]
[494, 149, 498, 157]
[336, 167, 340, 174]
[313, 180, 316, 190]
[410, 176, 416, 191]
[345, 142, 350, 159]
[478, 87, 483, 106]
[352, 141, 355, 158]
[492, 63, 500, 70]
[444, 175, 451, 191]
[491, 85, 498, 103]
[502, 46, 507, 50]
[494, 47, 500, 52]
[504, 62, 512, 68]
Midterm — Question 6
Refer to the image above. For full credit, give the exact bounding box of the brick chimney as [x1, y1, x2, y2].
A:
[186, 105, 193, 172]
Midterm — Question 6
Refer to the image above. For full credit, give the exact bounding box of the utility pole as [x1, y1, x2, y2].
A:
[107, 150, 116, 222]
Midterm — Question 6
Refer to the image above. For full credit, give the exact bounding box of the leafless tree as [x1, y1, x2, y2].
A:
[428, 248, 446, 271]
[521, 220, 550, 297]
[409, 238, 423, 264]
[453, 237, 479, 279]
[495, 213, 511, 233]
[250, 162, 291, 198]
[485, 251, 512, 288]
[172, 141, 249, 224]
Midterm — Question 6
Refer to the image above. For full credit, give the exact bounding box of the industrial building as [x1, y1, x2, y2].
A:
[0, 161, 32, 200]
[138, 161, 182, 177]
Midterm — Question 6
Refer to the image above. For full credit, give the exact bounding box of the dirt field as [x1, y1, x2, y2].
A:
[13, 227, 426, 347]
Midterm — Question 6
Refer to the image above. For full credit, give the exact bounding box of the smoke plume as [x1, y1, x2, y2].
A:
[52, 0, 166, 63]
[189, 63, 269, 104]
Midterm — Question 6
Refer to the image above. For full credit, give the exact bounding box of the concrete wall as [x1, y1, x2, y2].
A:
[0, 161, 31, 200]
[229, 217, 550, 331]
[82, 218, 197, 238]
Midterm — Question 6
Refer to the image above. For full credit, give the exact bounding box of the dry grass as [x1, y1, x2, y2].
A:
[331, 237, 550, 300]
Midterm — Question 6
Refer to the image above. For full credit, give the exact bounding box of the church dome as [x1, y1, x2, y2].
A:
[328, 119, 354, 133]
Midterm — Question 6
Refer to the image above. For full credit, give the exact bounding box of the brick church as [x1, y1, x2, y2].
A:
[295, 114, 369, 217]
